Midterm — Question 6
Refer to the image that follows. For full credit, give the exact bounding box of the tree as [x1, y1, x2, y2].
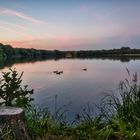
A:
[0, 48, 6, 61]
[0, 68, 34, 108]
[120, 46, 131, 50]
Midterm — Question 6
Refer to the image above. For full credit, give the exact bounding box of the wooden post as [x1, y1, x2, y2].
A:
[0, 106, 31, 140]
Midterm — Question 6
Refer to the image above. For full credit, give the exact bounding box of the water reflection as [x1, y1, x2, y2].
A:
[1, 56, 140, 70]
[0, 58, 140, 119]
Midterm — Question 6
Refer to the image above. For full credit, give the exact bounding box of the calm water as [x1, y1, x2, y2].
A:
[0, 59, 140, 119]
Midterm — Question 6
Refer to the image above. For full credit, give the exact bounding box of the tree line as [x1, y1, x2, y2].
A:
[0, 43, 64, 61]
[1, 43, 140, 62]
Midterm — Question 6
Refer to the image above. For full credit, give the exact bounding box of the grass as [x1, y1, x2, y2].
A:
[0, 124, 15, 140]
[1, 70, 140, 140]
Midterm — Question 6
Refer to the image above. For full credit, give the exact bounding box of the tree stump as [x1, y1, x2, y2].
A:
[0, 106, 31, 140]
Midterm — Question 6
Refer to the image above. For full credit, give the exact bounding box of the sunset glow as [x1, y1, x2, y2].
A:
[0, 0, 140, 50]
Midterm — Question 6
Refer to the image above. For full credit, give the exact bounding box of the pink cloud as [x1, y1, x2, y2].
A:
[0, 20, 27, 30]
[6, 35, 94, 50]
[0, 9, 46, 24]
[0, 25, 33, 40]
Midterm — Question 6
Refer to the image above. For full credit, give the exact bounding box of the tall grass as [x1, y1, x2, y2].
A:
[106, 71, 140, 126]
[98, 70, 140, 139]
[0, 124, 15, 140]
[25, 98, 71, 140]
[2, 70, 140, 139]
[24, 71, 140, 140]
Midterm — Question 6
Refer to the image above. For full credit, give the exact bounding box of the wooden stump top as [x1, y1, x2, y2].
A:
[0, 106, 31, 140]
[0, 106, 23, 116]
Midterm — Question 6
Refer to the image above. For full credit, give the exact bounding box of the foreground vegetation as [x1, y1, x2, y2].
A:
[1, 69, 140, 140]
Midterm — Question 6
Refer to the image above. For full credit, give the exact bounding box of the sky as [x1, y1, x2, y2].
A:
[0, 0, 140, 50]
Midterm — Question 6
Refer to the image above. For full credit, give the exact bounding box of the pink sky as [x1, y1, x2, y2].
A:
[0, 1, 140, 50]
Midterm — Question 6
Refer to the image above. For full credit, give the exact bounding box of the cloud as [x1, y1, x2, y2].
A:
[0, 9, 46, 24]
[0, 25, 33, 40]
[0, 20, 27, 30]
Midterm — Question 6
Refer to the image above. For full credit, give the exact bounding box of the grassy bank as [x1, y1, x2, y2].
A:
[23, 71, 140, 140]
[1, 70, 140, 140]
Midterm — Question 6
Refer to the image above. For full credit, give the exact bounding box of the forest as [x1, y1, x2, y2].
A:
[1, 43, 140, 62]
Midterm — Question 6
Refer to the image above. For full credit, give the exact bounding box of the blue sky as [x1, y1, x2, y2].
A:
[0, 0, 140, 50]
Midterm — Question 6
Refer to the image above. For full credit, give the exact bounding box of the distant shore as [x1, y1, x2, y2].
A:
[1, 43, 140, 61]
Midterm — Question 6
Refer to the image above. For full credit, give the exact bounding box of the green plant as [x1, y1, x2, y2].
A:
[0, 68, 33, 108]
[2, 69, 140, 140]
[110, 71, 140, 127]
[25, 106, 71, 140]
[0, 122, 16, 140]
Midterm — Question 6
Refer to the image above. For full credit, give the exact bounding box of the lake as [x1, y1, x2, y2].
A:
[0, 58, 140, 120]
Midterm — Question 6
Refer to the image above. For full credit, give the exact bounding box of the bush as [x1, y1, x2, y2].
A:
[0, 68, 34, 108]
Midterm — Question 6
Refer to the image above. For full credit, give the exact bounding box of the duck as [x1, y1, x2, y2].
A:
[83, 68, 87, 71]
[56, 71, 63, 75]
[53, 70, 58, 74]
[59, 71, 63, 74]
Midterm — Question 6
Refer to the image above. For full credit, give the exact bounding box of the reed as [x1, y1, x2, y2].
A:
[1, 69, 140, 139]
